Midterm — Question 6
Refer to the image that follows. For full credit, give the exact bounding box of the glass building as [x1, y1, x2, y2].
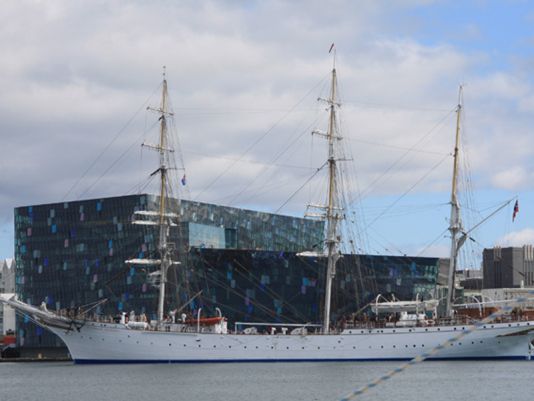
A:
[14, 194, 440, 347]
[185, 250, 440, 328]
[14, 194, 324, 346]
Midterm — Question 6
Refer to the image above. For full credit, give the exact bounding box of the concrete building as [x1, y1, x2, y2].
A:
[0, 259, 15, 335]
[457, 269, 483, 291]
[482, 246, 534, 289]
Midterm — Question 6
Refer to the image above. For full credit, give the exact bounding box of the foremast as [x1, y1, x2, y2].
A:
[128, 68, 177, 324]
[445, 86, 464, 318]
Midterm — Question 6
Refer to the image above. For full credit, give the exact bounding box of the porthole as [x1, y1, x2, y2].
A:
[169, 343, 172, 347]
[244, 346, 247, 349]
[256, 346, 259, 349]
[213, 345, 216, 348]
[454, 327, 457, 331]
[393, 345, 396, 348]
[352, 346, 356, 349]
[301, 347, 305, 350]
[286, 347, 289, 350]
[381, 346, 384, 349]
[413, 345, 416, 348]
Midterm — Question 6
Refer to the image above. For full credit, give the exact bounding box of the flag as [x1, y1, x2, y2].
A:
[513, 200, 519, 221]
[181, 174, 186, 186]
[329, 43, 335, 53]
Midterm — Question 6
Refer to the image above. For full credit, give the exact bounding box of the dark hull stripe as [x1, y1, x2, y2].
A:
[74, 355, 530, 364]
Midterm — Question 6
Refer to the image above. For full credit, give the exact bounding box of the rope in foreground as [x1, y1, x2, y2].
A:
[338, 295, 534, 401]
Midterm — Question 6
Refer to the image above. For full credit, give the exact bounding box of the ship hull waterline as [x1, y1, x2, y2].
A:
[43, 321, 534, 364]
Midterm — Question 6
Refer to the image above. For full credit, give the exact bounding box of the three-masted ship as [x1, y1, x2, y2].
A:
[2, 61, 534, 363]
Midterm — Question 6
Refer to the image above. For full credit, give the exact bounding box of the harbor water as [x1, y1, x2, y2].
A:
[1, 360, 533, 401]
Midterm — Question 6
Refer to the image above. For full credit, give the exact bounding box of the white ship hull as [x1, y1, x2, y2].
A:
[47, 320, 534, 363]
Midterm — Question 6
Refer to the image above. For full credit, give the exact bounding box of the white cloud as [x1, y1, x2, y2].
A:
[414, 244, 450, 258]
[1, 0, 534, 259]
[491, 166, 529, 190]
[497, 228, 534, 247]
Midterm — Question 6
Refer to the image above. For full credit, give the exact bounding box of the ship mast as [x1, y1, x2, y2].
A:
[445, 86, 464, 318]
[155, 70, 171, 323]
[309, 52, 343, 334]
[128, 67, 177, 324]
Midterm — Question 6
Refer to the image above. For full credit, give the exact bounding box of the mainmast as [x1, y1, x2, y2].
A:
[445, 86, 464, 318]
[308, 52, 343, 334]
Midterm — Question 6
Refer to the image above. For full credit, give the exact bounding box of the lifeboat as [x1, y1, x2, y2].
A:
[185, 316, 226, 326]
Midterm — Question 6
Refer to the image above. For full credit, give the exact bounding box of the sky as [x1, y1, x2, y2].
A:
[1, 0, 534, 268]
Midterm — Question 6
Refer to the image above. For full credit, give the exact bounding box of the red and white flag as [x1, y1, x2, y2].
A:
[513, 200, 519, 222]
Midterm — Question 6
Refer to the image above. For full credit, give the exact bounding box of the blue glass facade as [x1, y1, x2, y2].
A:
[14, 194, 439, 347]
[186, 250, 440, 327]
[14, 194, 324, 346]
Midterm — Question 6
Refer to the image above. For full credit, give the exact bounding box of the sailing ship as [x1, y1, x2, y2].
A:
[2, 60, 534, 363]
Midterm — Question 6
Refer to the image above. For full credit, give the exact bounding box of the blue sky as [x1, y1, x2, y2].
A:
[1, 0, 534, 265]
